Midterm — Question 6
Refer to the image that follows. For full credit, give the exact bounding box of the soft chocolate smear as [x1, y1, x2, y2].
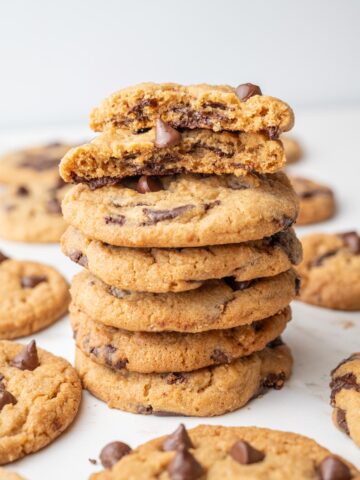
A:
[330, 373, 360, 405]
[267, 126, 280, 140]
[100, 441, 132, 469]
[137, 175, 164, 194]
[21, 275, 47, 288]
[338, 231, 360, 254]
[71, 174, 121, 190]
[10, 340, 40, 371]
[0, 251, 9, 264]
[0, 390, 17, 411]
[336, 408, 350, 435]
[167, 446, 204, 480]
[69, 250, 88, 268]
[235, 83, 262, 102]
[162, 424, 194, 451]
[210, 349, 230, 364]
[318, 455, 352, 480]
[104, 214, 126, 226]
[229, 440, 265, 464]
[270, 231, 301, 265]
[142, 205, 194, 225]
[224, 277, 254, 292]
[155, 119, 182, 148]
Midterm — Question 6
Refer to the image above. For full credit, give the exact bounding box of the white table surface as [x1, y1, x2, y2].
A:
[0, 108, 360, 478]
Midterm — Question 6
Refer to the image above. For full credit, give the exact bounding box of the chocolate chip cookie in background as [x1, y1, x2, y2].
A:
[281, 135, 303, 164]
[90, 424, 359, 479]
[296, 231, 360, 310]
[0, 468, 25, 480]
[331, 353, 360, 449]
[0, 340, 81, 464]
[0, 252, 69, 338]
[290, 176, 336, 225]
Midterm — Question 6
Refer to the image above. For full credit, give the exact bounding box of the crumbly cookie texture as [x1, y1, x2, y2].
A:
[330, 353, 360, 448]
[71, 269, 298, 333]
[297, 232, 360, 310]
[76, 343, 292, 417]
[62, 172, 299, 248]
[60, 128, 286, 184]
[0, 256, 69, 339]
[290, 176, 336, 225]
[281, 135, 303, 164]
[90, 83, 294, 135]
[0, 182, 72, 243]
[0, 142, 73, 186]
[71, 304, 291, 373]
[0, 340, 81, 464]
[62, 226, 302, 293]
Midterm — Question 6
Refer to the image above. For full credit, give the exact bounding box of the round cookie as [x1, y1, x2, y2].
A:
[62, 172, 299, 248]
[0, 469, 24, 480]
[0, 340, 81, 464]
[76, 343, 292, 417]
[71, 269, 298, 332]
[91, 424, 359, 480]
[0, 182, 72, 243]
[281, 135, 303, 164]
[62, 226, 302, 293]
[330, 353, 360, 448]
[290, 176, 336, 225]
[297, 231, 360, 310]
[0, 254, 69, 338]
[71, 304, 291, 373]
[0, 142, 72, 186]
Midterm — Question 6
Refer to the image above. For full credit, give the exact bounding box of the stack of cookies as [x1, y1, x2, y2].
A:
[60, 82, 301, 417]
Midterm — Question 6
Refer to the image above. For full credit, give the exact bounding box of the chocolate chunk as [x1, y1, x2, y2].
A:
[109, 286, 131, 299]
[46, 197, 62, 214]
[137, 404, 153, 415]
[162, 424, 194, 451]
[203, 101, 226, 110]
[167, 446, 204, 480]
[143, 205, 194, 225]
[155, 119, 182, 148]
[224, 277, 254, 291]
[10, 340, 40, 371]
[235, 83, 262, 102]
[100, 441, 132, 469]
[279, 216, 295, 228]
[104, 344, 128, 370]
[295, 276, 301, 296]
[318, 456, 351, 480]
[311, 249, 339, 267]
[104, 214, 126, 226]
[164, 373, 186, 385]
[270, 231, 301, 265]
[16, 185, 29, 196]
[204, 200, 221, 211]
[135, 128, 151, 134]
[338, 231, 360, 254]
[137, 175, 164, 194]
[267, 337, 284, 349]
[88, 458, 97, 465]
[330, 373, 360, 405]
[226, 177, 251, 190]
[0, 390, 17, 411]
[336, 408, 350, 435]
[230, 440, 265, 464]
[210, 349, 230, 364]
[267, 126, 280, 140]
[69, 250, 88, 268]
[71, 174, 121, 190]
[262, 372, 286, 390]
[21, 275, 47, 288]
[0, 251, 9, 264]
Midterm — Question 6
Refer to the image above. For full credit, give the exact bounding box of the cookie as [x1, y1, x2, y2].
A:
[89, 82, 294, 136]
[290, 176, 336, 225]
[76, 342, 292, 417]
[297, 232, 360, 310]
[71, 304, 291, 373]
[0, 142, 72, 186]
[0, 181, 71, 243]
[62, 226, 302, 293]
[281, 135, 303, 164]
[0, 469, 24, 480]
[71, 268, 298, 332]
[330, 353, 360, 448]
[62, 172, 299, 248]
[0, 254, 69, 338]
[0, 340, 81, 464]
[60, 128, 286, 185]
[91, 424, 359, 480]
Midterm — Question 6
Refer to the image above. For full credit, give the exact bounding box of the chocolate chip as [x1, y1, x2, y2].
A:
[104, 214, 126, 226]
[71, 174, 121, 190]
[267, 337, 284, 349]
[69, 250, 88, 268]
[21, 275, 47, 288]
[330, 373, 360, 405]
[162, 424, 194, 451]
[229, 440, 265, 464]
[210, 349, 230, 364]
[235, 83, 262, 102]
[0, 251, 9, 264]
[224, 278, 254, 291]
[338, 231, 360, 254]
[155, 119, 182, 148]
[164, 373, 186, 385]
[10, 340, 40, 371]
[295, 276, 301, 296]
[311, 249, 338, 267]
[0, 389, 17, 411]
[136, 176, 164, 194]
[262, 372, 286, 390]
[46, 197, 62, 214]
[100, 441, 132, 469]
[16, 185, 29, 196]
[142, 205, 194, 225]
[167, 446, 204, 480]
[336, 408, 350, 435]
[318, 456, 352, 480]
[136, 404, 153, 415]
[109, 286, 130, 299]
[267, 126, 280, 140]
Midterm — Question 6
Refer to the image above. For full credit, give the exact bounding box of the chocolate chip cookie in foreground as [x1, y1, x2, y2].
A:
[71, 269, 298, 332]
[90, 424, 359, 480]
[62, 226, 302, 293]
[290, 176, 336, 225]
[62, 172, 299, 248]
[297, 232, 360, 310]
[0, 254, 69, 338]
[331, 353, 360, 449]
[76, 343, 292, 417]
[0, 340, 81, 464]
[71, 304, 291, 373]
[89, 82, 294, 135]
[60, 128, 286, 183]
